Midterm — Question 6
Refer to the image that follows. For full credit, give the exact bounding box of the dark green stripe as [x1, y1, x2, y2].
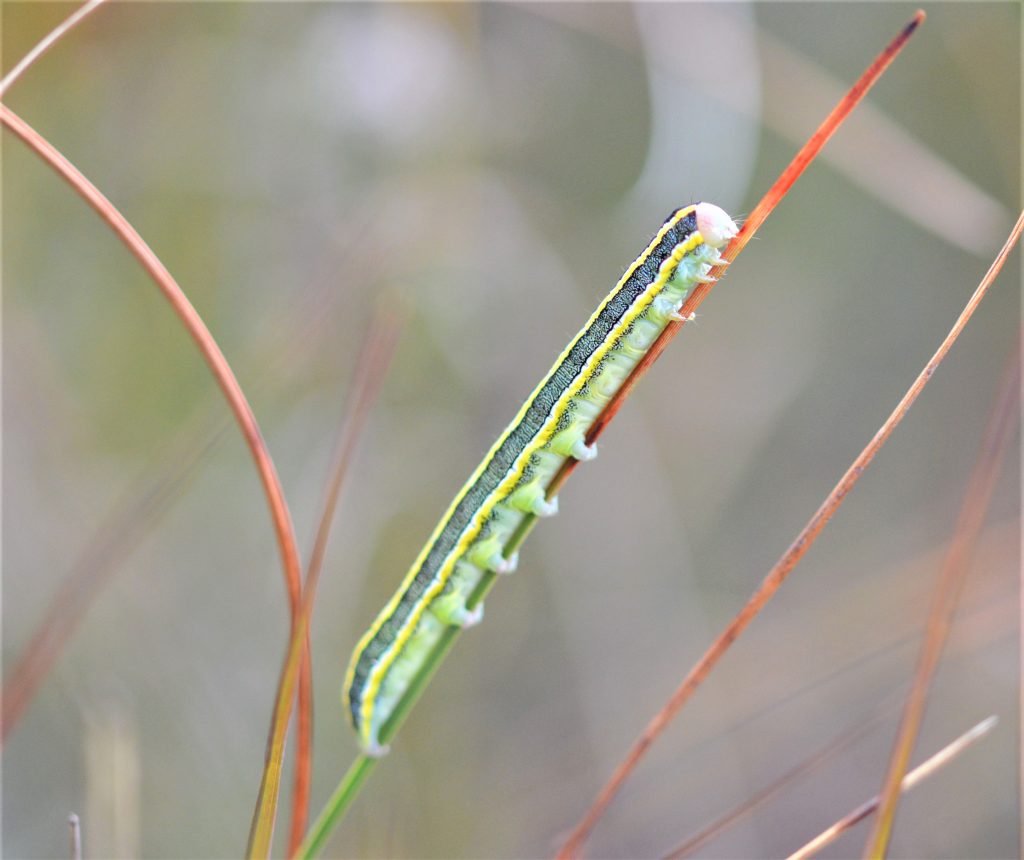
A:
[350, 208, 699, 729]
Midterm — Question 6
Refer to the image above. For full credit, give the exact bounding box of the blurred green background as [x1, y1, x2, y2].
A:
[3, 3, 1019, 858]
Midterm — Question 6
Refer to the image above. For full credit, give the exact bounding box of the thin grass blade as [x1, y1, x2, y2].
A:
[789, 716, 998, 860]
[247, 305, 405, 859]
[557, 205, 1022, 859]
[555, 15, 932, 856]
[0, 0, 107, 98]
[862, 334, 1021, 859]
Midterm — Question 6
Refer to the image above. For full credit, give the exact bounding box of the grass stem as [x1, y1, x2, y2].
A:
[556, 208, 1023, 858]
[297, 11, 930, 856]
[297, 755, 378, 860]
[862, 334, 1021, 859]
[0, 104, 306, 857]
[0, 0, 107, 98]
[789, 717, 998, 860]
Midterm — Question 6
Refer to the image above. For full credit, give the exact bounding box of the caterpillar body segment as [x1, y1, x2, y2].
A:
[508, 481, 559, 517]
[344, 203, 738, 754]
[550, 423, 598, 462]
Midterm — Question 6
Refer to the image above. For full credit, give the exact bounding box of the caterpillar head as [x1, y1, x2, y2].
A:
[695, 202, 739, 249]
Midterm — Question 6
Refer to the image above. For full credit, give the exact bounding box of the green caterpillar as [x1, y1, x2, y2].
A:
[344, 202, 738, 756]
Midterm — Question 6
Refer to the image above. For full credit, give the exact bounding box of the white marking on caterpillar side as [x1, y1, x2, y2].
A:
[508, 481, 558, 517]
[550, 424, 593, 460]
[651, 294, 682, 322]
[494, 552, 519, 575]
[532, 495, 558, 517]
[452, 603, 484, 628]
[364, 740, 390, 759]
[571, 439, 597, 461]
[343, 203, 738, 755]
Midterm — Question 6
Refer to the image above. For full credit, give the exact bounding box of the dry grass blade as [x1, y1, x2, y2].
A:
[0, 105, 309, 847]
[2, 199, 383, 745]
[286, 305, 405, 856]
[524, 4, 1007, 257]
[68, 813, 82, 860]
[789, 716, 999, 860]
[662, 705, 890, 859]
[557, 206, 1023, 859]
[863, 335, 1021, 859]
[244, 305, 405, 859]
[0, 0, 107, 98]
[0, 104, 304, 632]
[553, 13, 929, 856]
[1, 422, 226, 743]
[544, 12, 925, 507]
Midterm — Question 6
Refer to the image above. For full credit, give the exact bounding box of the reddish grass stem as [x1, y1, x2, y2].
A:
[284, 308, 405, 856]
[2, 196, 383, 745]
[559, 207, 1024, 858]
[0, 0, 107, 98]
[2, 423, 227, 742]
[789, 716, 998, 860]
[0, 103, 304, 637]
[247, 306, 404, 859]
[553, 13, 930, 855]
[0, 104, 309, 845]
[663, 705, 890, 859]
[557, 206, 1023, 858]
[863, 334, 1021, 858]
[547, 10, 926, 506]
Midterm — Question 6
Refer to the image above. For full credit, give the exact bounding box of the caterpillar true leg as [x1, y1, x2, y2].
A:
[343, 203, 738, 755]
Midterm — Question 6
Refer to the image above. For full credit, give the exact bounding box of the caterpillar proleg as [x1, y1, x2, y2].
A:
[344, 202, 738, 756]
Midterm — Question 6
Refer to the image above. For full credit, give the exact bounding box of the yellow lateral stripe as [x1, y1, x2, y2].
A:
[358, 227, 703, 737]
[359, 225, 705, 739]
[342, 206, 696, 712]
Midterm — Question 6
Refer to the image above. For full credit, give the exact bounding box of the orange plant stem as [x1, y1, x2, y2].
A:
[0, 105, 303, 616]
[790, 717, 998, 860]
[552, 14, 925, 852]
[863, 333, 1021, 859]
[282, 309, 405, 857]
[556, 207, 1023, 858]
[1, 104, 310, 846]
[549, 11, 926, 501]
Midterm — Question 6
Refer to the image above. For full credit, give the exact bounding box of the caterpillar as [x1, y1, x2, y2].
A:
[344, 202, 738, 756]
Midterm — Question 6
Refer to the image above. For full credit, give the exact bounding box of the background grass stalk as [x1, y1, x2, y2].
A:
[297, 509, 539, 858]
[299, 13, 929, 854]
[248, 309, 403, 859]
[662, 702, 893, 859]
[557, 209, 1024, 858]
[284, 308, 405, 856]
[789, 717, 998, 860]
[862, 334, 1021, 859]
[0, 103, 307, 856]
[0, 0, 107, 98]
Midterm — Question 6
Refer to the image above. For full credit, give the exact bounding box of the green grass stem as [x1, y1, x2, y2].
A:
[298, 510, 541, 856]
[297, 754, 377, 859]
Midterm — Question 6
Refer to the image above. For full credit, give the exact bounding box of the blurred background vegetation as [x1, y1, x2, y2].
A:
[3, 3, 1019, 857]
